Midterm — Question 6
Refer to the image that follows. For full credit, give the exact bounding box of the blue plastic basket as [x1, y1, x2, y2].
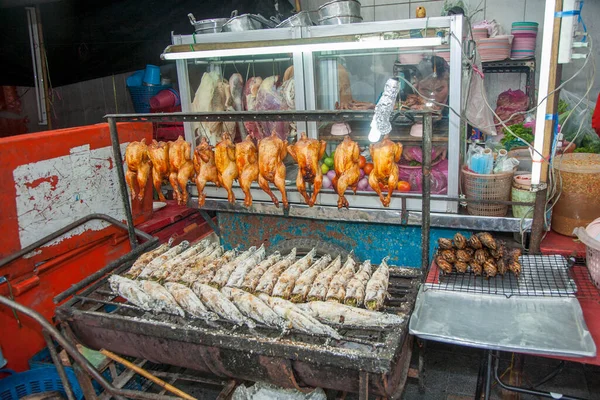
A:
[128, 84, 171, 113]
[0, 368, 84, 400]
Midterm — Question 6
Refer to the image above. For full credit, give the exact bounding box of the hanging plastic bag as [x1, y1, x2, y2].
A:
[465, 63, 497, 136]
[559, 90, 599, 150]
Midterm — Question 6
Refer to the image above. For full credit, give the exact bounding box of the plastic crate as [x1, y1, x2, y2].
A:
[0, 368, 84, 400]
[128, 85, 171, 113]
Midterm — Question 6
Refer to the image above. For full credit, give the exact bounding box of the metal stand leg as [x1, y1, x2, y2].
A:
[474, 353, 486, 400]
[358, 371, 369, 400]
[43, 331, 76, 400]
[417, 339, 425, 393]
[421, 113, 433, 273]
[198, 209, 220, 236]
[108, 116, 138, 249]
[484, 350, 492, 400]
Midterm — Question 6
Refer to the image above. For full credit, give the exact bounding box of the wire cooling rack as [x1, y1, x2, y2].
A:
[424, 254, 578, 298]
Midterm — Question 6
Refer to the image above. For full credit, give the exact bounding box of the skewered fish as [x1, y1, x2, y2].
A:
[194, 250, 237, 285]
[364, 257, 390, 311]
[137, 241, 190, 280]
[477, 232, 497, 250]
[508, 259, 521, 277]
[226, 245, 268, 288]
[291, 255, 333, 303]
[240, 252, 284, 293]
[474, 249, 488, 265]
[326, 255, 356, 302]
[437, 238, 453, 250]
[124, 243, 171, 279]
[440, 249, 457, 264]
[436, 257, 453, 274]
[456, 249, 472, 263]
[272, 248, 317, 299]
[254, 249, 297, 295]
[258, 294, 341, 340]
[483, 260, 497, 278]
[149, 241, 212, 282]
[453, 233, 467, 249]
[344, 260, 373, 307]
[307, 256, 342, 302]
[168, 245, 222, 284]
[221, 287, 290, 331]
[191, 282, 255, 328]
[468, 235, 483, 249]
[470, 262, 483, 276]
[164, 282, 218, 320]
[298, 301, 405, 327]
[455, 261, 468, 273]
[108, 275, 153, 311]
[210, 246, 257, 289]
[138, 280, 185, 317]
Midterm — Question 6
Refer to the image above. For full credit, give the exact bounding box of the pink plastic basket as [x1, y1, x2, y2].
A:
[573, 226, 600, 289]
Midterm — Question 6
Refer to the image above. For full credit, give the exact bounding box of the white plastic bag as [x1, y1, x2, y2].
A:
[465, 62, 497, 136]
[232, 382, 327, 400]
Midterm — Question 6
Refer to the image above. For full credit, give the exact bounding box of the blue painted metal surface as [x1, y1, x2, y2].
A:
[217, 212, 471, 268]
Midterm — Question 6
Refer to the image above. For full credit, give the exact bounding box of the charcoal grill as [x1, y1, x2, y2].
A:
[56, 263, 420, 399]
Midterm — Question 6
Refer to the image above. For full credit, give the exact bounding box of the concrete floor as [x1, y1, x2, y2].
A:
[175, 340, 600, 399]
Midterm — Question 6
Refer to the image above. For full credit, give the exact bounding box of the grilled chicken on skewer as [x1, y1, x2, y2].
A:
[332, 136, 360, 209]
[193, 137, 219, 207]
[168, 136, 194, 205]
[368, 135, 403, 207]
[215, 132, 239, 204]
[235, 136, 259, 207]
[147, 140, 170, 202]
[287, 132, 327, 207]
[258, 130, 289, 208]
[125, 139, 151, 202]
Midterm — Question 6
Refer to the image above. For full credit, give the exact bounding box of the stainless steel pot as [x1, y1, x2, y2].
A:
[276, 11, 313, 28]
[187, 13, 228, 34]
[318, 15, 363, 25]
[317, 0, 361, 21]
[222, 10, 275, 32]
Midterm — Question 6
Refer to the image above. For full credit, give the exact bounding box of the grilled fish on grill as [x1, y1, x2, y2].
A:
[364, 257, 390, 311]
[192, 282, 255, 328]
[298, 301, 405, 327]
[253, 249, 298, 295]
[221, 287, 290, 331]
[326, 255, 356, 302]
[138, 280, 185, 317]
[344, 260, 373, 307]
[258, 294, 341, 340]
[225, 245, 267, 288]
[210, 246, 257, 289]
[272, 248, 317, 299]
[169, 245, 223, 284]
[307, 256, 342, 302]
[150, 241, 213, 282]
[108, 275, 153, 311]
[164, 282, 218, 321]
[240, 252, 282, 292]
[124, 243, 171, 279]
[137, 241, 190, 279]
[194, 250, 237, 285]
[290, 255, 333, 303]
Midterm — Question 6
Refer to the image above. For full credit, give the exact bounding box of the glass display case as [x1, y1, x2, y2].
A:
[164, 15, 463, 213]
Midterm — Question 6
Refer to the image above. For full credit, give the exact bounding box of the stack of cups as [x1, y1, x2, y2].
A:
[511, 22, 538, 59]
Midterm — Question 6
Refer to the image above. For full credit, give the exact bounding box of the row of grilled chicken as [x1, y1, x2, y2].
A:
[125, 132, 404, 209]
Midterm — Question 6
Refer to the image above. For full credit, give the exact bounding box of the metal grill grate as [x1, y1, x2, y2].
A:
[425, 255, 578, 298]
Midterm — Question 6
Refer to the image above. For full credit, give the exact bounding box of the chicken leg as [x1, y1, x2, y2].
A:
[193, 137, 219, 207]
[215, 132, 238, 204]
[235, 136, 259, 207]
[287, 132, 326, 207]
[168, 136, 194, 205]
[368, 135, 403, 207]
[125, 139, 151, 202]
[333, 136, 360, 209]
[258, 130, 288, 208]
[147, 140, 170, 202]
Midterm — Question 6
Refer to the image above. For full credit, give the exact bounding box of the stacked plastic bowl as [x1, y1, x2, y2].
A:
[511, 21, 538, 59]
[477, 36, 512, 62]
[472, 27, 489, 42]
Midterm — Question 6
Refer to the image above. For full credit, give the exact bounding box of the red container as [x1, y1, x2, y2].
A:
[150, 89, 180, 109]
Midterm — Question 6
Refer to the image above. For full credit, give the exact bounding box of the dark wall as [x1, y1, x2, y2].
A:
[0, 0, 294, 87]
